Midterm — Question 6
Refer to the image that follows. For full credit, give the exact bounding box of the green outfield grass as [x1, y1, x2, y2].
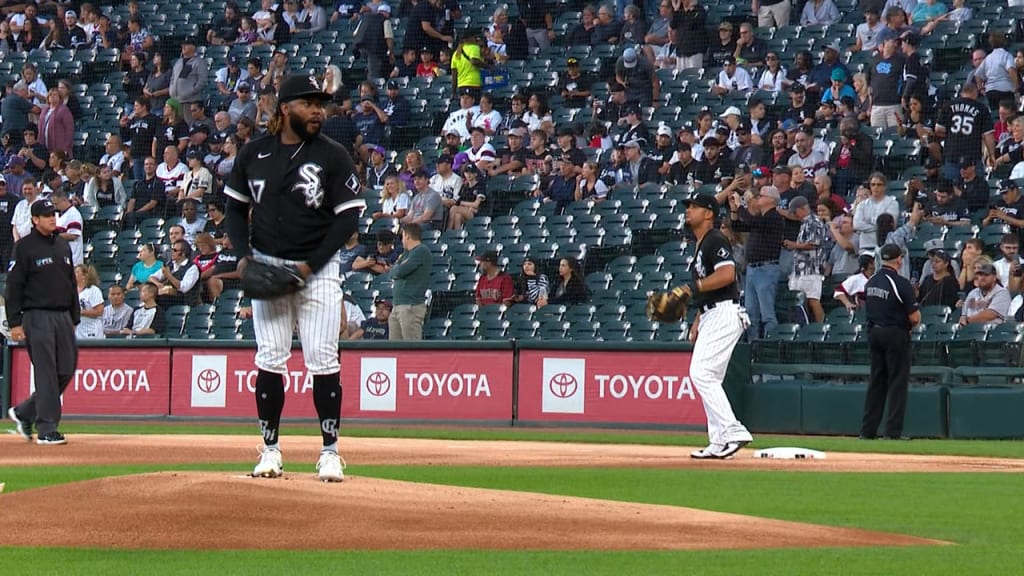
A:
[1, 427, 1022, 575]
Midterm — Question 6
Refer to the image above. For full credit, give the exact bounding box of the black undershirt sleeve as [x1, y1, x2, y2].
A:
[306, 209, 360, 273]
[224, 197, 253, 259]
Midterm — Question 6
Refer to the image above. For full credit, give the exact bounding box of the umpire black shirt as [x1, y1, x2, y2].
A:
[5, 228, 79, 328]
[865, 265, 918, 330]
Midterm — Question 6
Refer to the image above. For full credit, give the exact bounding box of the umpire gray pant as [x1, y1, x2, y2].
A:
[15, 309, 78, 436]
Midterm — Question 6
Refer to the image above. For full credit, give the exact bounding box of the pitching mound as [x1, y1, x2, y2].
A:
[0, 472, 945, 551]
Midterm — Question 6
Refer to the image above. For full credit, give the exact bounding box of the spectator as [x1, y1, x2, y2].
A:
[707, 21, 737, 67]
[918, 248, 960, 308]
[149, 239, 201, 306]
[388, 223, 432, 340]
[1, 82, 39, 147]
[353, 95, 389, 154]
[853, 172, 899, 255]
[957, 237, 985, 291]
[920, 0, 970, 35]
[353, 229, 403, 275]
[411, 48, 438, 79]
[338, 230, 367, 277]
[622, 138, 660, 185]
[566, 5, 597, 46]
[215, 56, 249, 103]
[402, 170, 443, 231]
[549, 258, 590, 305]
[5, 158, 31, 217]
[827, 213, 860, 275]
[642, 2, 674, 68]
[591, 3, 621, 44]
[620, 4, 647, 45]
[125, 157, 165, 227]
[713, 56, 753, 97]
[321, 65, 343, 97]
[783, 196, 827, 322]
[204, 234, 242, 301]
[381, 80, 411, 135]
[37, 88, 74, 158]
[992, 233, 1024, 290]
[71, 264, 104, 341]
[102, 284, 134, 336]
[616, 47, 660, 107]
[671, 0, 709, 70]
[372, 174, 412, 224]
[360, 299, 392, 340]
[156, 145, 188, 216]
[867, 37, 905, 129]
[852, 8, 885, 52]
[403, 0, 451, 56]
[474, 250, 514, 306]
[730, 185, 785, 340]
[753, 0, 790, 28]
[208, 2, 242, 45]
[490, 126, 528, 177]
[357, 3, 395, 81]
[924, 180, 970, 228]
[935, 82, 993, 182]
[119, 97, 159, 181]
[84, 165, 127, 208]
[975, 32, 1018, 112]
[179, 149, 213, 205]
[758, 51, 787, 92]
[121, 282, 165, 337]
[297, 0, 327, 33]
[364, 145, 396, 191]
[507, 257, 549, 307]
[398, 150, 426, 190]
[470, 94, 501, 136]
[834, 254, 876, 310]
[575, 160, 610, 202]
[693, 136, 733, 186]
[734, 22, 766, 67]
[983, 179, 1024, 233]
[430, 154, 464, 211]
[523, 92, 553, 133]
[154, 101, 189, 158]
[800, 0, 839, 25]
[959, 262, 1011, 326]
[169, 37, 208, 125]
[177, 199, 206, 247]
[51, 189, 84, 265]
[18, 126, 48, 178]
[449, 164, 486, 230]
[536, 157, 577, 212]
[954, 158, 989, 212]
[142, 53, 171, 114]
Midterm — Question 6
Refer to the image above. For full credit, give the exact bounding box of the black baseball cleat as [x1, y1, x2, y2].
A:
[36, 432, 67, 446]
[711, 440, 750, 459]
[884, 436, 912, 441]
[8, 407, 32, 442]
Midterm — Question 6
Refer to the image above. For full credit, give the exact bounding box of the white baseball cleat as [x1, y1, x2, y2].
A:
[252, 446, 283, 478]
[316, 450, 346, 483]
[8, 407, 31, 442]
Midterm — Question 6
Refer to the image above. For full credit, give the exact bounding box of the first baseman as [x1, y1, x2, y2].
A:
[224, 75, 365, 482]
[679, 194, 753, 459]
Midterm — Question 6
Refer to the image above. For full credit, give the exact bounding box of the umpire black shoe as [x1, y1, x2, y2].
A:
[8, 407, 31, 442]
[36, 431, 67, 446]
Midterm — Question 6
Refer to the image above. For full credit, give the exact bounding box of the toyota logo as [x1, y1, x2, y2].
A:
[548, 372, 578, 398]
[196, 369, 221, 393]
[365, 371, 391, 396]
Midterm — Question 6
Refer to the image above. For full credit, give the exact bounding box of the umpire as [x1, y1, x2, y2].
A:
[861, 243, 920, 440]
[5, 198, 80, 446]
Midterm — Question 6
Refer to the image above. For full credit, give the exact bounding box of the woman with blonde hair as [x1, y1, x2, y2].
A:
[75, 264, 106, 340]
[84, 164, 127, 208]
[322, 64, 343, 95]
[852, 72, 871, 124]
[372, 174, 411, 221]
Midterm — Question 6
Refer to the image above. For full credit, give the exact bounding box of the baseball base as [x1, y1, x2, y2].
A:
[752, 447, 827, 459]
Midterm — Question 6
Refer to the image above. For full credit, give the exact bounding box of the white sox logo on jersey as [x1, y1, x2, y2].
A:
[294, 163, 324, 209]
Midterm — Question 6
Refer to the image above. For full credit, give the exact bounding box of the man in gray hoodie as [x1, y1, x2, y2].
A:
[169, 36, 208, 125]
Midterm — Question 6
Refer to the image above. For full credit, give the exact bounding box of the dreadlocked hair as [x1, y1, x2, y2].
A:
[267, 108, 284, 135]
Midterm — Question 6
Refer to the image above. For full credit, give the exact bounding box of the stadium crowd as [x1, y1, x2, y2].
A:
[1, 0, 1023, 346]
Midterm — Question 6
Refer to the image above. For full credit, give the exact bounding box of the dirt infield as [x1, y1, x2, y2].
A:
[0, 434, 1010, 551]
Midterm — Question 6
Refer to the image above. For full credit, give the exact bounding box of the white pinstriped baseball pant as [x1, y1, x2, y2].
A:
[251, 251, 342, 375]
[691, 302, 753, 445]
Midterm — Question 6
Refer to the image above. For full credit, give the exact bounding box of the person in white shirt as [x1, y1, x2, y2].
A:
[712, 56, 753, 97]
[834, 254, 876, 310]
[959, 262, 1012, 326]
[992, 233, 1024, 289]
[20, 62, 48, 107]
[11, 178, 40, 242]
[177, 199, 208, 247]
[75, 264, 106, 340]
[102, 284, 135, 336]
[463, 127, 497, 172]
[441, 89, 480, 142]
[471, 93, 503, 135]
[430, 154, 464, 212]
[974, 32, 1019, 110]
[853, 8, 886, 52]
[149, 239, 201, 306]
[852, 173, 900, 256]
[53, 190, 84, 265]
[98, 134, 126, 177]
[757, 52, 787, 92]
[156, 145, 188, 206]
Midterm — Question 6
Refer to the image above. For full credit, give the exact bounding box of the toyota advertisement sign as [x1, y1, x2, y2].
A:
[8, 347, 172, 416]
[170, 349, 321, 418]
[517, 350, 708, 426]
[341, 350, 514, 421]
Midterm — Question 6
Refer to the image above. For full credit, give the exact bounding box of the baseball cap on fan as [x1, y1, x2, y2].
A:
[277, 74, 331, 103]
[622, 47, 639, 69]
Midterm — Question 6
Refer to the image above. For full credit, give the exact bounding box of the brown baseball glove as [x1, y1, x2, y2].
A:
[646, 285, 692, 323]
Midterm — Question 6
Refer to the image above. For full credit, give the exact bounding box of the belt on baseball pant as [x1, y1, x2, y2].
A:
[747, 260, 779, 268]
[700, 299, 739, 314]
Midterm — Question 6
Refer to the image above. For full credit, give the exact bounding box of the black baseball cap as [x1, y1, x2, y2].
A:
[879, 243, 903, 261]
[387, 80, 400, 90]
[31, 198, 57, 217]
[277, 74, 331, 103]
[999, 179, 1019, 194]
[681, 194, 717, 212]
[475, 250, 500, 264]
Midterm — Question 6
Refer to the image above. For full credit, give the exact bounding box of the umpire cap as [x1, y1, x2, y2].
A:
[277, 74, 332, 103]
